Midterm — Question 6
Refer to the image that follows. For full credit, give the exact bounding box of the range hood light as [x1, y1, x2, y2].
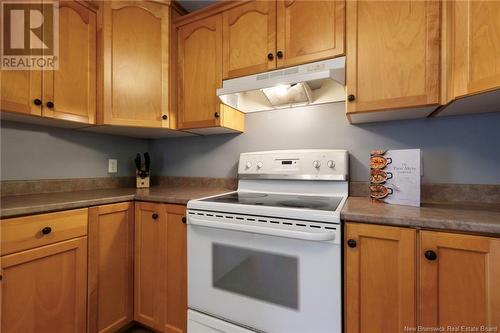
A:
[274, 84, 290, 96]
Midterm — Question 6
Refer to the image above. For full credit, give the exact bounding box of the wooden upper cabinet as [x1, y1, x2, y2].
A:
[1, 237, 88, 333]
[101, 1, 170, 128]
[88, 203, 134, 333]
[43, 1, 96, 124]
[0, 70, 42, 117]
[276, 0, 345, 68]
[419, 231, 500, 328]
[177, 14, 223, 129]
[222, 1, 276, 79]
[1, 0, 95, 123]
[346, 1, 440, 119]
[345, 222, 416, 333]
[446, 0, 500, 99]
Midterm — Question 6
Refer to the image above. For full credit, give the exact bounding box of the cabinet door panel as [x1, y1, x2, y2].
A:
[102, 2, 169, 127]
[43, 1, 96, 124]
[345, 222, 416, 333]
[451, 1, 500, 97]
[88, 203, 134, 333]
[1, 70, 41, 116]
[277, 0, 344, 68]
[134, 202, 164, 330]
[346, 0, 439, 113]
[419, 231, 500, 328]
[178, 15, 222, 129]
[164, 205, 187, 333]
[1, 237, 87, 333]
[223, 1, 276, 79]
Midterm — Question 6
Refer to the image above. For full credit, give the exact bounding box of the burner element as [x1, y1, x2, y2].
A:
[279, 200, 327, 209]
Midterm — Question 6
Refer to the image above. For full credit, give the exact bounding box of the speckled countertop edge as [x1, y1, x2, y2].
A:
[341, 197, 500, 236]
[0, 187, 232, 219]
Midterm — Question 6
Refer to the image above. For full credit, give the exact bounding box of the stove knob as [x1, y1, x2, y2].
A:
[257, 161, 263, 169]
[312, 160, 321, 169]
[245, 161, 252, 169]
[327, 160, 335, 168]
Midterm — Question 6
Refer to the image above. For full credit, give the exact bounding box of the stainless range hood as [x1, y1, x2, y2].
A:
[217, 57, 346, 113]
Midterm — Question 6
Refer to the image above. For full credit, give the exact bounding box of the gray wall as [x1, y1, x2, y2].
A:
[150, 103, 500, 184]
[1, 121, 148, 180]
[2, 103, 500, 184]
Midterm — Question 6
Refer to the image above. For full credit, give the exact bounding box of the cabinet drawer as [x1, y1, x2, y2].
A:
[1, 208, 88, 255]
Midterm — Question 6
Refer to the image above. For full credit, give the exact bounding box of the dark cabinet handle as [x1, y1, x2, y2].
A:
[41, 226, 52, 235]
[33, 98, 42, 106]
[214, 112, 220, 118]
[46, 101, 54, 109]
[276, 51, 283, 59]
[347, 239, 357, 248]
[267, 53, 274, 60]
[347, 94, 355, 102]
[182, 217, 187, 224]
[152, 213, 159, 220]
[162, 114, 168, 120]
[424, 250, 437, 261]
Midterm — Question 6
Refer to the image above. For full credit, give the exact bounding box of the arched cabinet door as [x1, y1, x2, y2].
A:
[101, 1, 170, 128]
[43, 1, 96, 124]
[177, 14, 223, 129]
[222, 1, 276, 79]
[276, 0, 345, 68]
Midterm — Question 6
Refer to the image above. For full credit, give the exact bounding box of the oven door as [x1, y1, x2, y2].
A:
[187, 214, 342, 333]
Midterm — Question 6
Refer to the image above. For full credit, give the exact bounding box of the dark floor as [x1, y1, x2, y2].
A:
[122, 324, 156, 333]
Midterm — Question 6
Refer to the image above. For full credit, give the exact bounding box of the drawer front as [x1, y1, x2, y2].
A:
[1, 208, 88, 255]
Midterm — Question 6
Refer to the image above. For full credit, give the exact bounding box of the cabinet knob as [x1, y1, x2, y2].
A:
[347, 94, 355, 102]
[214, 111, 220, 118]
[424, 250, 437, 261]
[276, 51, 283, 59]
[46, 101, 54, 109]
[41, 226, 52, 235]
[33, 98, 42, 106]
[347, 239, 357, 248]
[152, 213, 159, 220]
[162, 114, 168, 120]
[182, 217, 187, 224]
[267, 53, 274, 60]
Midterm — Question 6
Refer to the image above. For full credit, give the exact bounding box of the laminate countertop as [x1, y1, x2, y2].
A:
[0, 186, 232, 219]
[2, 191, 499, 235]
[341, 197, 500, 235]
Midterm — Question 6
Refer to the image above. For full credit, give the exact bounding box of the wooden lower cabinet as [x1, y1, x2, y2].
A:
[344, 222, 416, 333]
[419, 231, 500, 328]
[1, 237, 88, 333]
[88, 202, 134, 333]
[345, 222, 500, 332]
[135, 202, 187, 333]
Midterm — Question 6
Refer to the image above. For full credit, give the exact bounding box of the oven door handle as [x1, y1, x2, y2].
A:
[188, 216, 336, 241]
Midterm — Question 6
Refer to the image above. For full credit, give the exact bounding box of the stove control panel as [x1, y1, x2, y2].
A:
[238, 149, 348, 181]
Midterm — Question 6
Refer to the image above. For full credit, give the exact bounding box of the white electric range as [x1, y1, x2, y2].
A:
[186, 149, 348, 333]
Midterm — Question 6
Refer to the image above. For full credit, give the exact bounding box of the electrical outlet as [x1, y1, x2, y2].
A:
[108, 159, 118, 173]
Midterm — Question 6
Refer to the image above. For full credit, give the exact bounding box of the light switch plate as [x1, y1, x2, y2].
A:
[108, 159, 118, 173]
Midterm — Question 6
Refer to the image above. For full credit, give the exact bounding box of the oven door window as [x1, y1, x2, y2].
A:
[212, 243, 299, 309]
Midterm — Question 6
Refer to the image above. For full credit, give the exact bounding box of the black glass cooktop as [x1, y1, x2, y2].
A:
[202, 192, 343, 212]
